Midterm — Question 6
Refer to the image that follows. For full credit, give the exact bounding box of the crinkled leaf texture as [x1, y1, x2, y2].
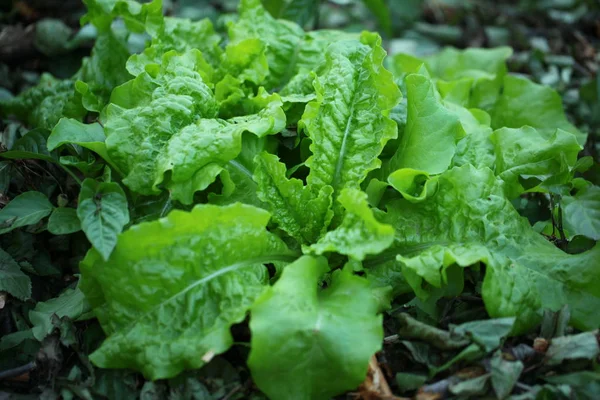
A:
[75, 30, 132, 113]
[309, 189, 394, 261]
[374, 165, 600, 333]
[490, 126, 581, 199]
[254, 152, 333, 245]
[105, 49, 285, 204]
[248, 256, 382, 400]
[77, 179, 130, 261]
[127, 17, 223, 76]
[80, 203, 294, 380]
[81, 0, 162, 32]
[0, 74, 85, 130]
[301, 33, 400, 198]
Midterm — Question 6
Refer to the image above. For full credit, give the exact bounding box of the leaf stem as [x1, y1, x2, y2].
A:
[59, 164, 83, 186]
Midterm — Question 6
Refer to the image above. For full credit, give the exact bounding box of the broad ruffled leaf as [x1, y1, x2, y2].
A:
[301, 33, 401, 198]
[79, 203, 294, 380]
[253, 152, 333, 244]
[261, 0, 319, 27]
[491, 75, 587, 145]
[376, 165, 600, 333]
[75, 31, 132, 112]
[0, 247, 31, 301]
[490, 126, 582, 198]
[309, 189, 394, 260]
[0, 192, 54, 235]
[248, 256, 382, 400]
[425, 47, 512, 110]
[229, 0, 304, 89]
[390, 74, 465, 174]
[450, 106, 495, 170]
[0, 74, 85, 130]
[77, 179, 130, 261]
[562, 185, 600, 240]
[105, 49, 285, 203]
[230, 0, 356, 90]
[127, 17, 222, 76]
[81, 0, 162, 32]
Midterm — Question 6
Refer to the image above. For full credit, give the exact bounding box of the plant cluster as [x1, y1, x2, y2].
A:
[0, 0, 598, 398]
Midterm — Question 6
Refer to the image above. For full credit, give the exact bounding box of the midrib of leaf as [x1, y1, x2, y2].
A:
[332, 70, 359, 192]
[264, 173, 308, 243]
[111, 253, 299, 335]
[228, 160, 253, 180]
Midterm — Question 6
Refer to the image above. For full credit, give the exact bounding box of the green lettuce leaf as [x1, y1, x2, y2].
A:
[105, 49, 284, 203]
[81, 0, 162, 32]
[229, 0, 356, 90]
[376, 165, 600, 333]
[248, 256, 382, 400]
[301, 33, 400, 198]
[309, 189, 394, 261]
[0, 74, 85, 130]
[127, 17, 223, 76]
[390, 74, 465, 174]
[253, 152, 333, 244]
[75, 31, 132, 112]
[490, 126, 582, 198]
[80, 203, 294, 380]
[450, 106, 495, 170]
[229, 0, 305, 89]
[425, 47, 512, 110]
[562, 184, 600, 240]
[491, 75, 587, 145]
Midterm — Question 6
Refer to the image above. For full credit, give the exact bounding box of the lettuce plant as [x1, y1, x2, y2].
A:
[0, 0, 598, 398]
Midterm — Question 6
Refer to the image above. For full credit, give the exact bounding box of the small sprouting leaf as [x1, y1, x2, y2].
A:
[0, 191, 54, 235]
[0, 247, 31, 301]
[77, 178, 130, 261]
[248, 256, 382, 400]
[48, 208, 82, 235]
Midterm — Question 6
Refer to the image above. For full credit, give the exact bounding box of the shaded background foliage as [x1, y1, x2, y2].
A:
[0, 0, 599, 399]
